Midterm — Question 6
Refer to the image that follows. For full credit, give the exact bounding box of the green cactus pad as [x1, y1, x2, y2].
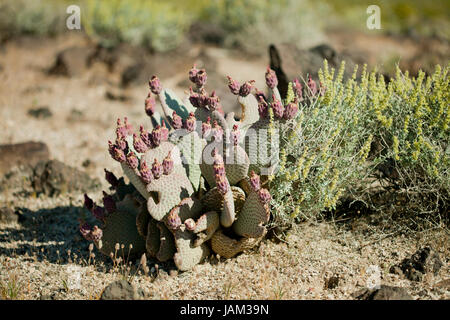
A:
[224, 145, 250, 185]
[146, 172, 194, 221]
[221, 188, 235, 227]
[210, 228, 266, 259]
[201, 186, 246, 213]
[98, 195, 146, 260]
[121, 163, 151, 199]
[238, 94, 259, 130]
[145, 219, 160, 257]
[156, 222, 176, 262]
[194, 107, 212, 123]
[178, 197, 203, 221]
[190, 211, 220, 247]
[135, 206, 150, 238]
[232, 190, 270, 238]
[172, 226, 211, 271]
[175, 131, 203, 191]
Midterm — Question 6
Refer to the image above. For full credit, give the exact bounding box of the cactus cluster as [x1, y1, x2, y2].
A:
[81, 64, 303, 271]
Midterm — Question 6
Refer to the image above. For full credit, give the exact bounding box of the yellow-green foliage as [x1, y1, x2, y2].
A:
[270, 61, 449, 227]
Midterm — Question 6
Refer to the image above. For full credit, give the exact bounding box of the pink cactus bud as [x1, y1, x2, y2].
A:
[271, 95, 284, 119]
[91, 225, 103, 242]
[139, 125, 153, 147]
[139, 161, 153, 184]
[133, 133, 148, 153]
[231, 124, 240, 146]
[102, 191, 116, 213]
[227, 76, 240, 95]
[307, 75, 317, 96]
[126, 151, 139, 169]
[84, 193, 94, 211]
[151, 126, 162, 147]
[123, 117, 133, 136]
[202, 117, 212, 137]
[215, 175, 230, 195]
[265, 67, 278, 89]
[194, 69, 207, 88]
[212, 121, 223, 142]
[104, 169, 119, 188]
[93, 206, 106, 222]
[249, 171, 261, 191]
[257, 188, 271, 205]
[284, 100, 299, 120]
[208, 90, 220, 110]
[293, 78, 303, 101]
[162, 152, 174, 175]
[145, 93, 156, 117]
[239, 80, 255, 97]
[188, 64, 199, 83]
[258, 96, 269, 118]
[254, 89, 266, 102]
[149, 75, 162, 94]
[161, 121, 169, 141]
[184, 218, 196, 231]
[171, 111, 183, 129]
[189, 88, 201, 108]
[80, 223, 94, 241]
[116, 118, 128, 140]
[166, 207, 181, 230]
[152, 158, 163, 179]
[108, 141, 126, 162]
[115, 136, 128, 151]
[184, 112, 196, 132]
[213, 151, 225, 176]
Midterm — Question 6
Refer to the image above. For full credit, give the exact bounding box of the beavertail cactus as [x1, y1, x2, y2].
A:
[82, 65, 284, 271]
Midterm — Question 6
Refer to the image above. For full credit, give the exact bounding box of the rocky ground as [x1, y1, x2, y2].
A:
[0, 33, 448, 300]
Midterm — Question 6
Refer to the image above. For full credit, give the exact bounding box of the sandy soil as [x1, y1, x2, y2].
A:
[0, 34, 448, 300]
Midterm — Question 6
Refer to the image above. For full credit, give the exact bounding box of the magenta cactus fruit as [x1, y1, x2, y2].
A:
[249, 171, 261, 191]
[126, 151, 139, 169]
[258, 96, 269, 118]
[208, 90, 220, 110]
[104, 169, 119, 188]
[188, 64, 199, 83]
[184, 112, 197, 132]
[108, 141, 126, 162]
[145, 93, 156, 116]
[227, 76, 240, 95]
[162, 151, 174, 175]
[202, 117, 212, 137]
[307, 75, 318, 96]
[139, 125, 152, 147]
[102, 191, 116, 213]
[80, 223, 103, 242]
[149, 75, 162, 94]
[239, 80, 255, 97]
[161, 122, 169, 141]
[271, 95, 284, 119]
[171, 111, 183, 130]
[151, 125, 162, 147]
[257, 188, 271, 205]
[194, 69, 207, 88]
[166, 207, 182, 230]
[139, 160, 153, 184]
[152, 158, 163, 179]
[216, 175, 230, 195]
[293, 78, 303, 101]
[254, 89, 266, 102]
[133, 133, 148, 154]
[265, 67, 278, 89]
[284, 100, 299, 120]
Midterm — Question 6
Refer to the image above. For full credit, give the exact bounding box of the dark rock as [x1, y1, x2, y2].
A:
[28, 107, 53, 119]
[395, 246, 443, 281]
[48, 46, 96, 77]
[0, 142, 50, 176]
[100, 280, 145, 300]
[353, 285, 413, 300]
[32, 160, 100, 196]
[269, 43, 357, 99]
[0, 207, 18, 224]
[324, 275, 340, 289]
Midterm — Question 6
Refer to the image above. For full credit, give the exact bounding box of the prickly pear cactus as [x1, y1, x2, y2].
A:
[81, 65, 299, 269]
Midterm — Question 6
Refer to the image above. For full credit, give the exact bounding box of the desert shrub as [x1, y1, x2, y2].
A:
[269, 61, 449, 229]
[200, 0, 328, 54]
[82, 0, 192, 51]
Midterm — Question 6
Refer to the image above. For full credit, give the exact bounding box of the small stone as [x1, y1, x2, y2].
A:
[100, 280, 145, 300]
[353, 285, 413, 300]
[324, 275, 340, 289]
